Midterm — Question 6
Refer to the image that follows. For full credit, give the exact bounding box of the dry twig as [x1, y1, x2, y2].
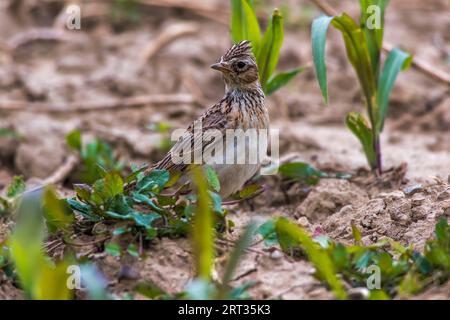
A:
[140, 22, 200, 63]
[0, 94, 196, 113]
[42, 155, 79, 185]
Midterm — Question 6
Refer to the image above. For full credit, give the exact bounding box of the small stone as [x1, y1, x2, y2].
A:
[297, 216, 309, 227]
[379, 190, 405, 201]
[411, 193, 427, 207]
[270, 250, 284, 260]
[403, 184, 423, 196]
[347, 288, 369, 300]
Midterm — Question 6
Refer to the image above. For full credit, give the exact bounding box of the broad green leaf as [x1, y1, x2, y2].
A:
[43, 187, 73, 233]
[129, 211, 160, 229]
[265, 66, 305, 95]
[127, 243, 139, 257]
[204, 165, 220, 192]
[230, 0, 261, 55]
[351, 223, 363, 244]
[190, 166, 215, 280]
[258, 9, 284, 85]
[136, 170, 169, 193]
[278, 162, 326, 185]
[345, 112, 376, 169]
[239, 183, 264, 199]
[255, 219, 278, 246]
[275, 218, 347, 299]
[105, 242, 121, 257]
[6, 176, 25, 198]
[376, 48, 412, 131]
[125, 163, 148, 184]
[311, 15, 334, 104]
[132, 193, 164, 213]
[435, 218, 449, 246]
[66, 130, 82, 151]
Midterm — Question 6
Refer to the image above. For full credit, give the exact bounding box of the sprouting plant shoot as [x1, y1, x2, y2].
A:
[311, 0, 412, 174]
[230, 0, 305, 95]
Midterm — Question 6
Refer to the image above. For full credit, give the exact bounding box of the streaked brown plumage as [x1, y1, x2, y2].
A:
[143, 40, 268, 198]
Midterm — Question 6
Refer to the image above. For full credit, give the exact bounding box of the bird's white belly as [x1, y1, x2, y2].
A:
[210, 132, 262, 198]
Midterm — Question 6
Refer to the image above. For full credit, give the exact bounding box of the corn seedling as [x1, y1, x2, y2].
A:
[311, 0, 412, 174]
[230, 0, 305, 95]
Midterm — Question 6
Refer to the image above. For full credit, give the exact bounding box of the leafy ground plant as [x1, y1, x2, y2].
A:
[230, 0, 305, 95]
[311, 0, 412, 174]
[67, 130, 124, 183]
[258, 217, 449, 299]
[0, 176, 26, 215]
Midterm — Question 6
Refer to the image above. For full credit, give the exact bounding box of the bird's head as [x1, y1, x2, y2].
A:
[211, 40, 259, 90]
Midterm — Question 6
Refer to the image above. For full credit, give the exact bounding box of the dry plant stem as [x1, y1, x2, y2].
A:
[221, 186, 266, 206]
[42, 155, 78, 185]
[140, 22, 200, 63]
[0, 94, 196, 113]
[310, 0, 450, 86]
[7, 27, 88, 51]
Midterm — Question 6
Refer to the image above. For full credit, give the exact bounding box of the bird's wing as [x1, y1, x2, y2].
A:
[155, 100, 237, 173]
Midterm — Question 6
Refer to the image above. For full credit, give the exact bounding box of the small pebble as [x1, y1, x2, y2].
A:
[403, 184, 423, 196]
[347, 288, 369, 300]
[270, 250, 284, 260]
[297, 216, 309, 227]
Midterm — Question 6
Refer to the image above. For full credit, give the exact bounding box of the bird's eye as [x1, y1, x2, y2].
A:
[236, 61, 246, 69]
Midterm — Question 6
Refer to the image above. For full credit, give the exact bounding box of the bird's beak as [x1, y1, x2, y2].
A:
[210, 62, 230, 73]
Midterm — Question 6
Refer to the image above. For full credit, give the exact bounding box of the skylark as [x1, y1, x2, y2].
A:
[139, 40, 269, 198]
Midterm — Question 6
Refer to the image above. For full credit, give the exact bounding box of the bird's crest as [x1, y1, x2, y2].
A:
[222, 40, 254, 61]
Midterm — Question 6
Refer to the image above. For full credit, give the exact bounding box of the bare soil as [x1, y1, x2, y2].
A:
[0, 0, 449, 299]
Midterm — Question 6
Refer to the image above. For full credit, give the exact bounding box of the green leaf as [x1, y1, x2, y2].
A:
[125, 164, 148, 184]
[311, 15, 334, 104]
[332, 14, 377, 108]
[66, 130, 82, 151]
[230, 0, 261, 55]
[265, 66, 305, 95]
[435, 218, 449, 246]
[10, 190, 72, 299]
[43, 187, 73, 233]
[6, 176, 26, 198]
[136, 170, 169, 193]
[221, 221, 257, 288]
[255, 219, 278, 246]
[105, 242, 121, 257]
[257, 9, 284, 85]
[129, 211, 160, 229]
[278, 162, 326, 185]
[204, 165, 220, 192]
[376, 48, 412, 131]
[360, 0, 389, 76]
[275, 217, 347, 299]
[92, 172, 123, 204]
[351, 223, 363, 244]
[208, 191, 223, 216]
[190, 166, 215, 281]
[127, 243, 139, 257]
[345, 112, 376, 169]
[238, 183, 264, 199]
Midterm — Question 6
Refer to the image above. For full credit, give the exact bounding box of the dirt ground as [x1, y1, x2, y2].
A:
[0, 0, 449, 299]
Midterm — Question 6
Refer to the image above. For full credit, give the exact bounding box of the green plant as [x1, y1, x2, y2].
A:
[0, 176, 26, 214]
[230, 0, 305, 95]
[258, 216, 450, 299]
[311, 0, 411, 174]
[66, 130, 124, 183]
[7, 189, 73, 299]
